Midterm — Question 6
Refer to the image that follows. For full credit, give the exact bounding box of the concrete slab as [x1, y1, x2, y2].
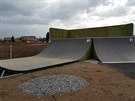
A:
[84, 60, 98, 64]
[0, 57, 72, 71]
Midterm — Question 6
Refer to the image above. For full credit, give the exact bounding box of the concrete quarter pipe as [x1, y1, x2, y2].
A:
[0, 38, 91, 77]
[93, 37, 135, 63]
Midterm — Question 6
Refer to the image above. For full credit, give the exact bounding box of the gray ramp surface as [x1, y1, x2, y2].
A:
[94, 37, 135, 63]
[0, 38, 91, 71]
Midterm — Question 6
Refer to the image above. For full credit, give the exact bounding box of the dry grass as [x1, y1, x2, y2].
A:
[0, 43, 46, 60]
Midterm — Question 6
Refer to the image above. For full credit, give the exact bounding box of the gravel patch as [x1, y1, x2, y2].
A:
[19, 74, 89, 96]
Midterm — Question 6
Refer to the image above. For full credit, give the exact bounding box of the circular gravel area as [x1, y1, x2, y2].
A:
[19, 74, 89, 96]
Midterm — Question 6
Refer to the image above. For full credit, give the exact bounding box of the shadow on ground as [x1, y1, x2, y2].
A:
[105, 63, 135, 79]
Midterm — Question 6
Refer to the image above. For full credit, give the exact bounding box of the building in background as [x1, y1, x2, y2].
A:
[20, 36, 36, 43]
[4, 37, 12, 42]
[3, 36, 46, 43]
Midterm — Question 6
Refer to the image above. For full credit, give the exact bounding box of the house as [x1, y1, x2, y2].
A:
[4, 37, 12, 42]
[20, 36, 36, 43]
[4, 36, 44, 43]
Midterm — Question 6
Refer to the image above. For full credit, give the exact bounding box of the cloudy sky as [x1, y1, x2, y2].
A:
[0, 0, 135, 38]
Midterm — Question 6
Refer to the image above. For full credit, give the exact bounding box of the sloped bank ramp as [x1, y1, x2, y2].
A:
[0, 38, 91, 77]
[93, 37, 135, 63]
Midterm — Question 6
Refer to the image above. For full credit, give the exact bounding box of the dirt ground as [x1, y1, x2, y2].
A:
[0, 61, 135, 101]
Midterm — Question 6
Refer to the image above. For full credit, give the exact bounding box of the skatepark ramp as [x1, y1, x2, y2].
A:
[1, 37, 135, 78]
[93, 37, 135, 63]
[0, 38, 91, 78]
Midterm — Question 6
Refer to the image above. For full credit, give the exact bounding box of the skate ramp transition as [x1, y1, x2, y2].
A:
[0, 38, 91, 77]
[93, 37, 135, 63]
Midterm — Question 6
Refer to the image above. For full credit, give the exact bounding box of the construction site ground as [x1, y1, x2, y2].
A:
[0, 61, 135, 101]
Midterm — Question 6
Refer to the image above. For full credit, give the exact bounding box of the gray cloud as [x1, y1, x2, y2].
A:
[90, 6, 129, 18]
[126, 0, 135, 6]
[1, 0, 108, 24]
[39, 0, 108, 19]
[1, 0, 46, 16]
[0, 0, 135, 38]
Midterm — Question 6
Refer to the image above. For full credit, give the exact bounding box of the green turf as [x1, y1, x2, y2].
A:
[108, 23, 133, 37]
[50, 23, 133, 39]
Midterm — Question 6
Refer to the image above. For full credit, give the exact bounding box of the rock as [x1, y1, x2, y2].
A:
[19, 74, 89, 96]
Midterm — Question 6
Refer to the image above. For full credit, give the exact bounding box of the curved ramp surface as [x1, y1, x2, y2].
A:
[0, 38, 91, 73]
[93, 37, 135, 63]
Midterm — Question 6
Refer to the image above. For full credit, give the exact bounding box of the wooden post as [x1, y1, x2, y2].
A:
[10, 45, 12, 59]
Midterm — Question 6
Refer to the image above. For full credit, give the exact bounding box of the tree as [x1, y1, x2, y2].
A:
[11, 35, 15, 42]
[0, 38, 3, 42]
[46, 32, 49, 43]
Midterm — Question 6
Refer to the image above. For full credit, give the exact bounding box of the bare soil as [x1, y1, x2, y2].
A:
[0, 61, 135, 101]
